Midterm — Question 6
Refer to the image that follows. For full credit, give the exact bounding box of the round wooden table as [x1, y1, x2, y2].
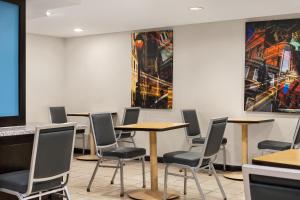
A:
[224, 118, 274, 181]
[67, 112, 117, 161]
[115, 122, 189, 200]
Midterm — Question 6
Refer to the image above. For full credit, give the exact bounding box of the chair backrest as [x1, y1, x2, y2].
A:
[291, 118, 300, 149]
[243, 164, 300, 200]
[90, 113, 117, 149]
[202, 117, 228, 159]
[49, 106, 68, 123]
[27, 123, 76, 194]
[181, 109, 201, 137]
[122, 107, 140, 125]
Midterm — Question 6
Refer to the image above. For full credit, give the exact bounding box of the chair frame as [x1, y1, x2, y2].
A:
[260, 117, 300, 155]
[87, 113, 146, 197]
[181, 109, 227, 171]
[49, 106, 87, 155]
[164, 118, 228, 200]
[116, 107, 140, 147]
[291, 118, 300, 149]
[243, 164, 300, 200]
[0, 123, 77, 200]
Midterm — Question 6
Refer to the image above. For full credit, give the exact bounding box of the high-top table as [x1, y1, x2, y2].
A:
[115, 122, 189, 200]
[0, 125, 62, 200]
[67, 112, 117, 161]
[253, 149, 300, 169]
[224, 118, 275, 181]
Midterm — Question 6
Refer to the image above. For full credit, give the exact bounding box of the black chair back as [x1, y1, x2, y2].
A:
[182, 109, 201, 137]
[25, 124, 76, 194]
[90, 113, 117, 147]
[49, 107, 68, 123]
[123, 107, 140, 125]
[32, 125, 76, 180]
[243, 164, 300, 200]
[249, 174, 300, 200]
[292, 118, 300, 148]
[203, 117, 228, 158]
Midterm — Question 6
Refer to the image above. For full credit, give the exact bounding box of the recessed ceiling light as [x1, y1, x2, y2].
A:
[46, 10, 52, 17]
[74, 28, 84, 33]
[189, 7, 204, 11]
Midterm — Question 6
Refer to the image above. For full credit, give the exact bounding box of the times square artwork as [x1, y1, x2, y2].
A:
[245, 19, 300, 113]
[131, 30, 173, 109]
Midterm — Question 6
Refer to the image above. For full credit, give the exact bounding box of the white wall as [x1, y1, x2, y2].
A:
[26, 34, 65, 123]
[40, 20, 298, 166]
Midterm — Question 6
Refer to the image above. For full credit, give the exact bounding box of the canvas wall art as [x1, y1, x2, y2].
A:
[131, 30, 173, 109]
[245, 19, 300, 113]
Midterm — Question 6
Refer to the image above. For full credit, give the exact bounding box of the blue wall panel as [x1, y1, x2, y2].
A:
[0, 1, 19, 117]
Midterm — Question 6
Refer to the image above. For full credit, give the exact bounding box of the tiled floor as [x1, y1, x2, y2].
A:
[69, 159, 245, 200]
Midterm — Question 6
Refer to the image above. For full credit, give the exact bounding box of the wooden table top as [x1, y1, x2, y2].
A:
[67, 112, 117, 117]
[252, 149, 300, 170]
[114, 122, 189, 132]
[228, 118, 274, 124]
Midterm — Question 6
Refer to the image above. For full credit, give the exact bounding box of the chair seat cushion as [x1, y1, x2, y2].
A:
[258, 140, 291, 151]
[192, 137, 206, 144]
[192, 137, 227, 145]
[0, 170, 61, 194]
[163, 151, 209, 167]
[116, 132, 132, 139]
[103, 147, 146, 159]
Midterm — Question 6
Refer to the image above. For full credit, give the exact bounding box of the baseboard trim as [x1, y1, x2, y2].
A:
[74, 149, 242, 172]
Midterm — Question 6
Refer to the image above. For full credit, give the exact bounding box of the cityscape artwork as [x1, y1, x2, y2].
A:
[245, 19, 300, 113]
[131, 30, 173, 109]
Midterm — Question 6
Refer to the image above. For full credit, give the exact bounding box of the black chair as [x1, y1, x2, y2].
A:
[0, 123, 76, 200]
[163, 117, 228, 200]
[182, 109, 228, 171]
[116, 107, 140, 147]
[49, 106, 87, 155]
[87, 113, 146, 197]
[243, 164, 300, 200]
[258, 118, 300, 153]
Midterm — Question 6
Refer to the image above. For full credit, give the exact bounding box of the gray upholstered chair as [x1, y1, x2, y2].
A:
[49, 106, 87, 155]
[0, 123, 76, 200]
[182, 109, 228, 171]
[163, 117, 228, 200]
[87, 113, 146, 197]
[243, 164, 300, 200]
[258, 118, 300, 153]
[116, 107, 140, 147]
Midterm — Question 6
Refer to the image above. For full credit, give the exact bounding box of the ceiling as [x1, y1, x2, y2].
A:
[27, 0, 300, 38]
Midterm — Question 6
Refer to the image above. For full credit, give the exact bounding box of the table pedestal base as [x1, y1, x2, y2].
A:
[128, 189, 179, 200]
[223, 172, 243, 181]
[75, 155, 99, 161]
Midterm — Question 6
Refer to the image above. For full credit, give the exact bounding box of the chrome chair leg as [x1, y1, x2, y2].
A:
[142, 157, 146, 188]
[87, 159, 101, 192]
[184, 168, 187, 195]
[111, 160, 120, 184]
[211, 164, 227, 200]
[132, 137, 137, 148]
[163, 165, 169, 200]
[82, 133, 85, 155]
[222, 145, 226, 171]
[120, 160, 124, 197]
[191, 169, 206, 200]
[208, 164, 212, 176]
[64, 187, 71, 200]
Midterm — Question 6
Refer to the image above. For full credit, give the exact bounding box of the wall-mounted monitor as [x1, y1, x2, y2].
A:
[0, 0, 25, 127]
